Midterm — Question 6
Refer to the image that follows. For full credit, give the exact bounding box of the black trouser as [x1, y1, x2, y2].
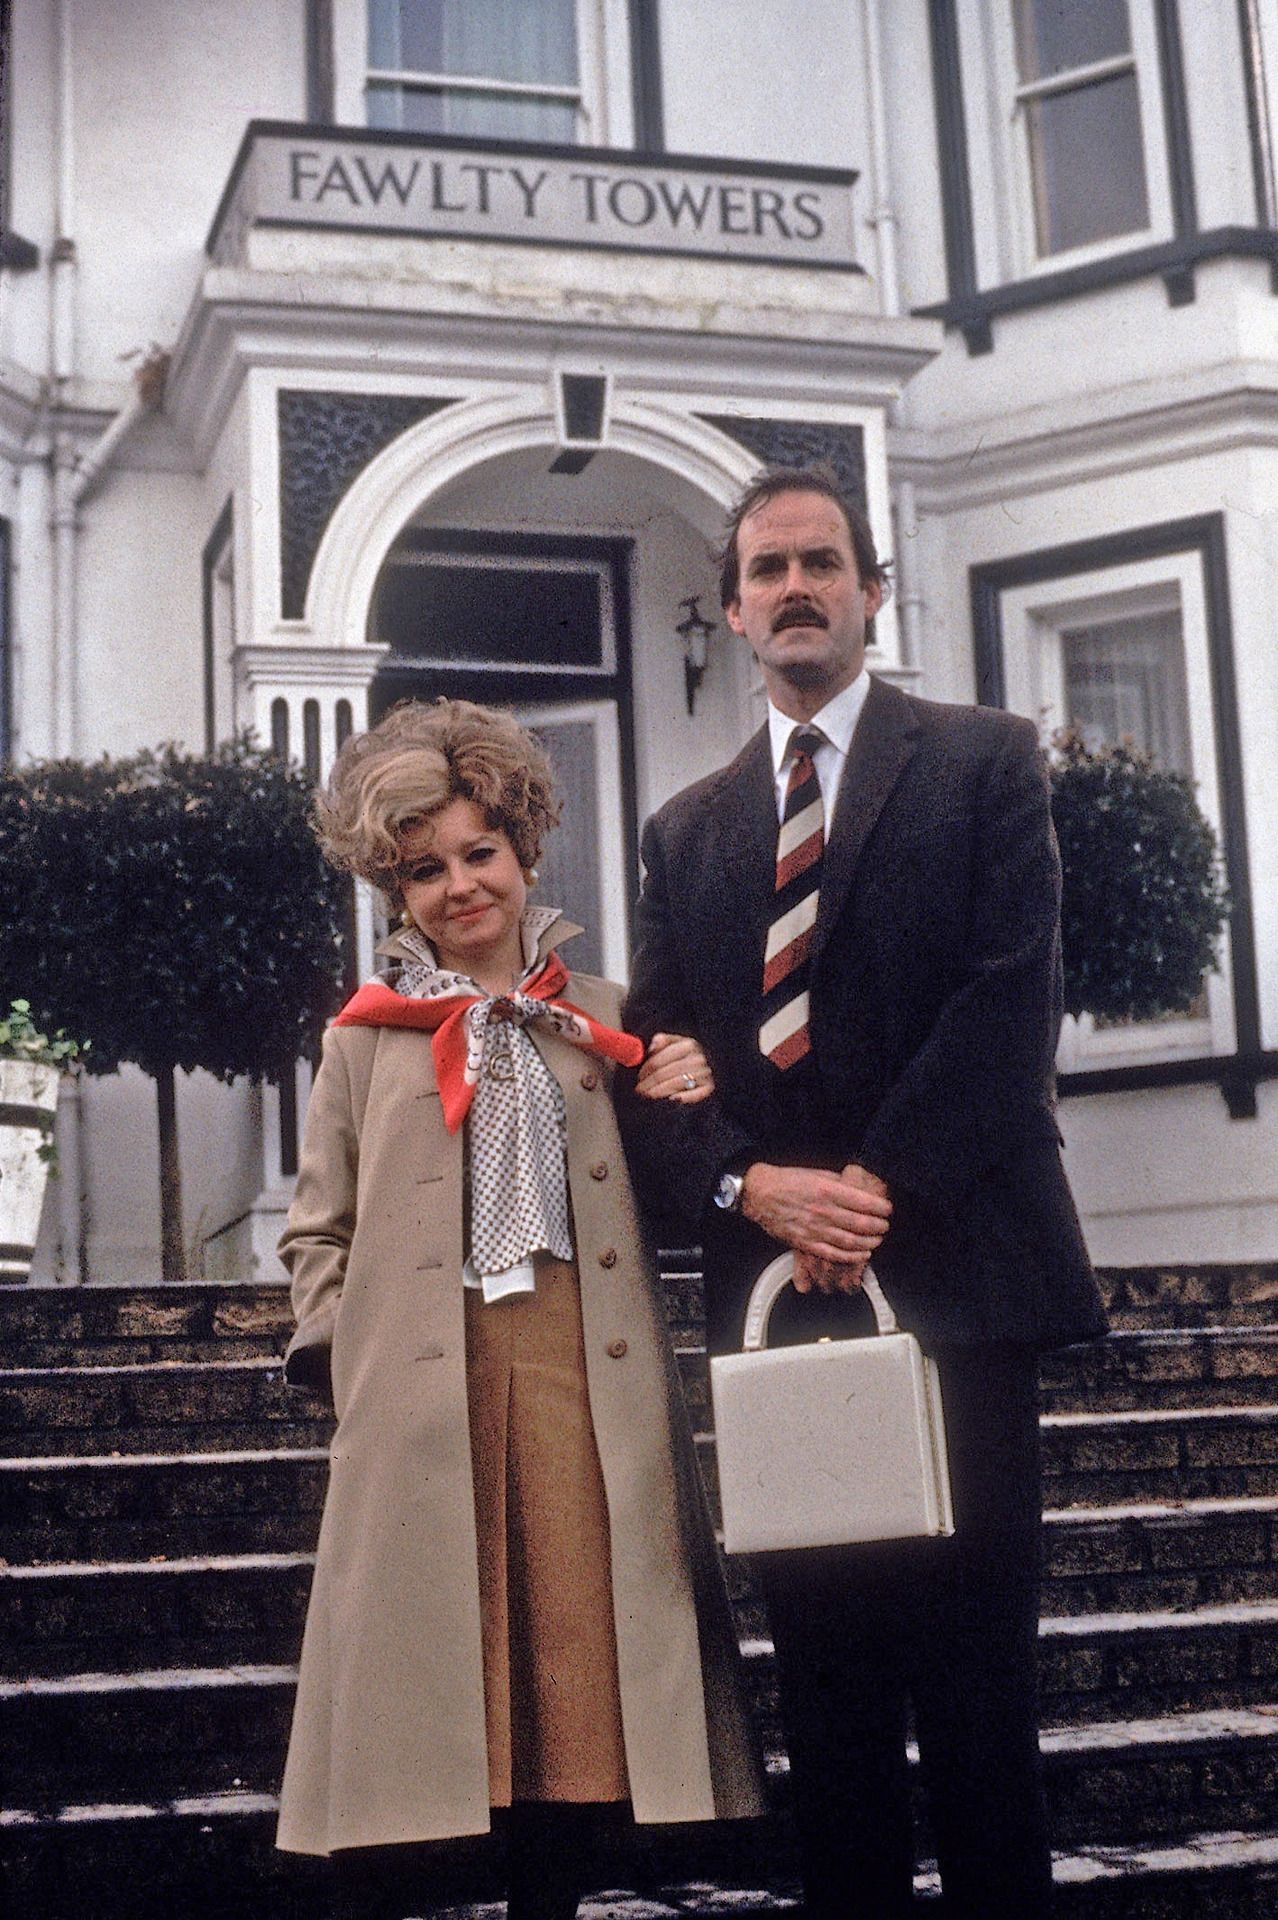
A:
[756, 1345, 1053, 1920]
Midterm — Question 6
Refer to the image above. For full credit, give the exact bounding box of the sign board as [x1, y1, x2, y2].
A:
[210, 122, 861, 273]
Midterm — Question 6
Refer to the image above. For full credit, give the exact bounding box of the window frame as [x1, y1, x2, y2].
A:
[962, 0, 1175, 282]
[997, 553, 1231, 1073]
[969, 514, 1261, 1116]
[331, 0, 637, 150]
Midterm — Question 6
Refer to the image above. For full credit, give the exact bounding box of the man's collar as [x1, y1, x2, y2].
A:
[766, 668, 871, 772]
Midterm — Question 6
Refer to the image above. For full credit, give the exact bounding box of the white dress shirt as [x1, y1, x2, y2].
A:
[766, 668, 872, 826]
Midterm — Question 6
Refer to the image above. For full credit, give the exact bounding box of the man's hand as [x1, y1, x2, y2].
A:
[739, 1162, 892, 1293]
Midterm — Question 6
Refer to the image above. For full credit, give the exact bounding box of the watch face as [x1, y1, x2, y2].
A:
[715, 1174, 740, 1211]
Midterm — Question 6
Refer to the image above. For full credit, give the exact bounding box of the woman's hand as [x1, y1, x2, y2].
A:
[636, 1031, 715, 1104]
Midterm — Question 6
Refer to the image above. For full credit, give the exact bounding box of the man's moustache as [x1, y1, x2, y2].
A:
[772, 604, 829, 633]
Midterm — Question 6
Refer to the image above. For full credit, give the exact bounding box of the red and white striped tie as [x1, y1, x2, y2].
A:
[759, 726, 825, 1069]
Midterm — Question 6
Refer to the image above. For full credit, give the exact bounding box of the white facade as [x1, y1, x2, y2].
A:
[3, 0, 1275, 1281]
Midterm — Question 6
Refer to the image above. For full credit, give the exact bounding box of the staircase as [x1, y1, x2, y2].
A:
[2, 1264, 1278, 1918]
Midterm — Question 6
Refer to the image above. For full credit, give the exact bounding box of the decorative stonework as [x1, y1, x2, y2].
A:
[278, 391, 454, 618]
[697, 416, 866, 506]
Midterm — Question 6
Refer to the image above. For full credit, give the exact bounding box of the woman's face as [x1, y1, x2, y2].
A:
[398, 797, 528, 988]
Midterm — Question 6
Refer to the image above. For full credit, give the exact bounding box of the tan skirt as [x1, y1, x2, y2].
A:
[464, 1255, 631, 1808]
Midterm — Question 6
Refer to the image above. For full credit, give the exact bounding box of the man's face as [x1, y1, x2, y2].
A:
[724, 490, 882, 713]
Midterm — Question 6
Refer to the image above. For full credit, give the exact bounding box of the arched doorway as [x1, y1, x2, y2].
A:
[309, 421, 760, 983]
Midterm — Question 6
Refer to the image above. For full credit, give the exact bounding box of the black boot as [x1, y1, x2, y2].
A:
[505, 1801, 590, 1920]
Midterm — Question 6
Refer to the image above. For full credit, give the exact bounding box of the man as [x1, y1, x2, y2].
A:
[617, 468, 1107, 1918]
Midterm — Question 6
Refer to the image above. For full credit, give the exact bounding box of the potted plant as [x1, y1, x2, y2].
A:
[0, 741, 346, 1282]
[0, 1000, 84, 1283]
[1049, 731, 1231, 1022]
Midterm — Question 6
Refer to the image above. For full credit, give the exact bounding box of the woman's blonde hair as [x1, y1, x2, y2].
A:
[314, 699, 560, 907]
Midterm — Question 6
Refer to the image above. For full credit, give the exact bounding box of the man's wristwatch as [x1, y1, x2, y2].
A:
[713, 1171, 745, 1213]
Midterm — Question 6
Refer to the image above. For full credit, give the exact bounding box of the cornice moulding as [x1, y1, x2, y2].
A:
[166, 264, 941, 462]
[890, 367, 1278, 510]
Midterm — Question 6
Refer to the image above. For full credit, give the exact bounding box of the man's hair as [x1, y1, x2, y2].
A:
[313, 697, 561, 909]
[717, 465, 888, 609]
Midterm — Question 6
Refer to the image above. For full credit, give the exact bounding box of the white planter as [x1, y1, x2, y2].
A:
[0, 1058, 61, 1283]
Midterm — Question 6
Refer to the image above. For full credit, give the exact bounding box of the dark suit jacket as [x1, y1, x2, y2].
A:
[618, 676, 1108, 1357]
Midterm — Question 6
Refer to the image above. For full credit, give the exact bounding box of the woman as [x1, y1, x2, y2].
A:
[276, 698, 762, 1917]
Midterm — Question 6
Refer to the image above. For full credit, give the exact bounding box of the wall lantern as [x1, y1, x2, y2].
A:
[675, 595, 717, 715]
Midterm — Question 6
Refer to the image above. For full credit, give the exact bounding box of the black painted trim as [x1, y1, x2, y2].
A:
[206, 118, 859, 255]
[0, 231, 37, 269]
[628, 0, 665, 152]
[305, 0, 335, 127]
[970, 514, 1261, 1115]
[0, 516, 10, 763]
[919, 0, 1202, 352]
[1155, 0, 1198, 239]
[916, 224, 1278, 345]
[201, 498, 234, 755]
[278, 1064, 298, 1180]
[1059, 1050, 1278, 1121]
[1238, 0, 1277, 227]
[0, 0, 35, 272]
[927, 0, 979, 315]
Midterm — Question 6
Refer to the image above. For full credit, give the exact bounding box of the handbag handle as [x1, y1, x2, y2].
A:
[741, 1252, 899, 1352]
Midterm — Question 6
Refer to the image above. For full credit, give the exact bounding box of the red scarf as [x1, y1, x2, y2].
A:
[332, 950, 644, 1133]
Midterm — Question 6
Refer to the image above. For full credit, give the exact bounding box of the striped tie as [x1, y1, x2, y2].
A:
[759, 726, 825, 1069]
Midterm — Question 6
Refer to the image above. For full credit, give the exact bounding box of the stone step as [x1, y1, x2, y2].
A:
[0, 1447, 329, 1564]
[1039, 1331, 1278, 1412]
[739, 1599, 1278, 1732]
[661, 1261, 1278, 1343]
[1097, 1263, 1278, 1333]
[5, 1791, 1278, 1920]
[1041, 1406, 1278, 1505]
[1037, 1601, 1278, 1726]
[7, 1643, 1278, 1856]
[11, 1531, 1278, 1727]
[0, 1357, 333, 1457]
[12, 1486, 1278, 1679]
[0, 1281, 294, 1368]
[718, 1496, 1278, 1634]
[1040, 1496, 1278, 1616]
[0, 1552, 314, 1678]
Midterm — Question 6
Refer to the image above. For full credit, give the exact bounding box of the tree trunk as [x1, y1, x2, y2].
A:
[154, 1063, 186, 1285]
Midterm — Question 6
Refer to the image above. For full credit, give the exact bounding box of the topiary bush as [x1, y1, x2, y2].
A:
[0, 739, 347, 1280]
[1049, 731, 1230, 1024]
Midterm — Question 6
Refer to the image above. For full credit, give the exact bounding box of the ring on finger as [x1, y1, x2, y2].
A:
[680, 1072, 697, 1090]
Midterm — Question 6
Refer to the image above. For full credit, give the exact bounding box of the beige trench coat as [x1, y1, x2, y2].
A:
[276, 939, 763, 1857]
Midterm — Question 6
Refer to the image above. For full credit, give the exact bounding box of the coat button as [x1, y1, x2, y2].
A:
[607, 1338, 628, 1359]
[590, 1161, 608, 1181]
[580, 1070, 598, 1091]
[598, 1247, 618, 1268]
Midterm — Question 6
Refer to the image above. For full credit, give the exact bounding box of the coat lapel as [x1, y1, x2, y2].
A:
[707, 727, 778, 925]
[812, 677, 920, 968]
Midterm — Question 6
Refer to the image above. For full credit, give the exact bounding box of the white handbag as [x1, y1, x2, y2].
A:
[710, 1253, 955, 1554]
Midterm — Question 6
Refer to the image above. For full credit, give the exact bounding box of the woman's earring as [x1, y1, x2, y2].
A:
[524, 868, 539, 885]
[400, 907, 415, 927]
